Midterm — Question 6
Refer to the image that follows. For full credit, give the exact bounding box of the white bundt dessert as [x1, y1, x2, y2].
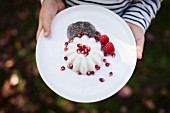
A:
[64, 35, 103, 75]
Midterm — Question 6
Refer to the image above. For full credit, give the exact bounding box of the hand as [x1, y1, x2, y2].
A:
[126, 22, 145, 60]
[36, 0, 65, 40]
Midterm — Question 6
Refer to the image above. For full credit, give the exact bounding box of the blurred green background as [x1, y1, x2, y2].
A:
[0, 0, 170, 113]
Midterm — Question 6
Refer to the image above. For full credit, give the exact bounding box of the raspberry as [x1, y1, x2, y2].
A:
[103, 42, 115, 55]
[100, 35, 109, 45]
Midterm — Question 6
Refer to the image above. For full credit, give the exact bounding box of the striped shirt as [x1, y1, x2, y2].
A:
[41, 0, 162, 31]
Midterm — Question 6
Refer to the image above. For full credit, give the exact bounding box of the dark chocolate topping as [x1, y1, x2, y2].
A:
[67, 21, 96, 39]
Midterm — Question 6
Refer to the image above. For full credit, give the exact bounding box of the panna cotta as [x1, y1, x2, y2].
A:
[64, 35, 103, 75]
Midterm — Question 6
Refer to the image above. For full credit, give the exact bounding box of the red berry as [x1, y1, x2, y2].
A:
[69, 39, 73, 43]
[86, 46, 91, 52]
[76, 49, 81, 54]
[95, 37, 99, 42]
[112, 53, 116, 58]
[109, 72, 113, 76]
[99, 78, 105, 82]
[77, 43, 82, 48]
[86, 71, 91, 76]
[91, 71, 95, 75]
[104, 53, 108, 56]
[101, 45, 105, 48]
[67, 64, 73, 69]
[100, 35, 109, 45]
[95, 65, 100, 70]
[60, 66, 65, 71]
[103, 59, 107, 63]
[81, 50, 85, 54]
[83, 45, 87, 49]
[64, 56, 68, 61]
[105, 63, 110, 67]
[81, 32, 88, 35]
[95, 31, 101, 35]
[77, 71, 82, 75]
[78, 34, 82, 38]
[65, 42, 68, 47]
[103, 42, 115, 55]
[64, 48, 68, 51]
[84, 52, 89, 57]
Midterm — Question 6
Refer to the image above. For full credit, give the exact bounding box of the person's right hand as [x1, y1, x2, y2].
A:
[36, 0, 65, 40]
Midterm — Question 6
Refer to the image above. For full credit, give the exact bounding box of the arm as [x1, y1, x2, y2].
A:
[122, 0, 162, 59]
[36, 0, 65, 40]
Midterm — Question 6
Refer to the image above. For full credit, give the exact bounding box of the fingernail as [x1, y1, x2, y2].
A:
[44, 32, 48, 37]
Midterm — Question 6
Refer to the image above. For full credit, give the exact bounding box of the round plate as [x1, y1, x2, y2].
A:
[36, 5, 137, 103]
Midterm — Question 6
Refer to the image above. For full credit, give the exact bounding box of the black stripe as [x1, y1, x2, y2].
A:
[128, 5, 151, 17]
[123, 16, 146, 29]
[77, 0, 127, 6]
[132, 1, 151, 16]
[109, 2, 130, 11]
[151, 0, 158, 8]
[66, 0, 130, 11]
[124, 13, 147, 27]
[125, 10, 150, 23]
[144, 1, 156, 15]
[66, 3, 72, 8]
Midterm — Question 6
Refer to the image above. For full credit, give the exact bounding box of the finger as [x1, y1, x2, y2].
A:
[36, 18, 43, 41]
[42, 16, 52, 38]
[136, 37, 145, 59]
[127, 23, 145, 60]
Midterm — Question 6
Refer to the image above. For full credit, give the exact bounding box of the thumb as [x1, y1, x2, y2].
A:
[42, 16, 52, 37]
[136, 37, 144, 59]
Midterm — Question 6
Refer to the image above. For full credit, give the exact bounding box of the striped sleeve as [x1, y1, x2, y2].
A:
[122, 0, 162, 32]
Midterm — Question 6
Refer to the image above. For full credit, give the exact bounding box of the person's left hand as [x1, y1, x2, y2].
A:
[126, 22, 145, 60]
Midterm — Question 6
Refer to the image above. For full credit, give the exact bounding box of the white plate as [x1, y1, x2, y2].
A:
[36, 5, 137, 103]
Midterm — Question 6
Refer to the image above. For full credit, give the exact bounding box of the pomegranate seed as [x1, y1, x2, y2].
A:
[64, 48, 68, 51]
[103, 59, 107, 63]
[95, 37, 99, 42]
[78, 34, 82, 38]
[86, 47, 91, 52]
[79, 49, 83, 53]
[99, 78, 105, 82]
[112, 53, 116, 58]
[105, 63, 110, 67]
[77, 43, 82, 48]
[65, 42, 69, 47]
[95, 31, 101, 35]
[81, 32, 88, 35]
[67, 64, 73, 69]
[95, 65, 100, 70]
[83, 45, 87, 49]
[109, 72, 113, 76]
[64, 56, 68, 61]
[84, 48, 88, 53]
[77, 71, 82, 75]
[104, 53, 108, 56]
[91, 71, 95, 75]
[60, 66, 65, 71]
[76, 49, 81, 54]
[86, 71, 91, 76]
[84, 52, 89, 57]
[81, 50, 85, 54]
[68, 39, 73, 43]
[101, 45, 105, 48]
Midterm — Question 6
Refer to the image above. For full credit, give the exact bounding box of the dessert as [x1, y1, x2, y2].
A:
[61, 21, 116, 79]
[64, 35, 104, 75]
